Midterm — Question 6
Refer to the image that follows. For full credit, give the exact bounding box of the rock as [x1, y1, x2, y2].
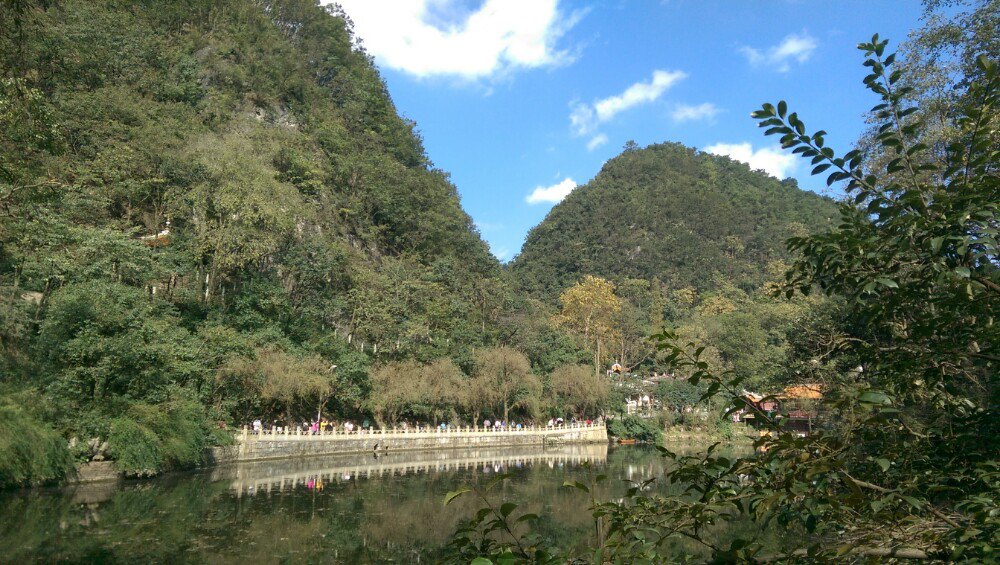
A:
[19, 291, 43, 304]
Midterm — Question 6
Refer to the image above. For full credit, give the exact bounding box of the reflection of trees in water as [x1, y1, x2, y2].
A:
[0, 479, 230, 562]
[0, 446, 766, 562]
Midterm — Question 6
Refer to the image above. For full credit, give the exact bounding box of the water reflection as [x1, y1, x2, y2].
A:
[218, 444, 610, 497]
[1, 444, 661, 563]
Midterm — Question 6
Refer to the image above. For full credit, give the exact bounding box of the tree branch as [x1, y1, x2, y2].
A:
[973, 275, 1000, 295]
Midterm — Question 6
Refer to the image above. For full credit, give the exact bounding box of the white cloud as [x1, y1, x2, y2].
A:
[526, 177, 577, 204]
[586, 133, 608, 151]
[330, 0, 581, 80]
[703, 142, 796, 178]
[490, 245, 512, 261]
[475, 221, 503, 234]
[671, 102, 719, 122]
[570, 69, 687, 135]
[740, 32, 817, 72]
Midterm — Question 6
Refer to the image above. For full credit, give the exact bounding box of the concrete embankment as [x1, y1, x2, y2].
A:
[69, 424, 608, 482]
[210, 423, 608, 464]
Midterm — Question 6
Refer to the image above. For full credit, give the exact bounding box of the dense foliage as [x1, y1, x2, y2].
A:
[446, 28, 998, 562]
[514, 141, 841, 389]
[511, 141, 838, 300]
[108, 399, 228, 477]
[0, 400, 75, 488]
[606, 416, 661, 443]
[0, 0, 584, 481]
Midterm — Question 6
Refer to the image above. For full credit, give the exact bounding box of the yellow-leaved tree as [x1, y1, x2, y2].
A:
[555, 275, 622, 375]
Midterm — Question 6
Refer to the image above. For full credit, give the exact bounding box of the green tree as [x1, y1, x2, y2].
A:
[447, 35, 998, 563]
[367, 360, 420, 426]
[555, 275, 622, 375]
[637, 37, 999, 561]
[857, 0, 998, 179]
[547, 364, 609, 417]
[415, 358, 467, 425]
[472, 347, 541, 423]
[0, 0, 519, 480]
[654, 378, 705, 413]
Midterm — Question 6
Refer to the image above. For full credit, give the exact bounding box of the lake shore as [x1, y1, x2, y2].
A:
[660, 426, 756, 445]
[67, 423, 609, 484]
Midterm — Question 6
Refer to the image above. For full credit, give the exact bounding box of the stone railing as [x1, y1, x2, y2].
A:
[237, 421, 606, 442]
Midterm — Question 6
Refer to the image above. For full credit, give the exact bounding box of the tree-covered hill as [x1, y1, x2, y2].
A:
[1, 0, 554, 479]
[511, 142, 839, 300]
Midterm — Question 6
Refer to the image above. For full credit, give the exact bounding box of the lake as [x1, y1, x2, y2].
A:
[0, 444, 753, 562]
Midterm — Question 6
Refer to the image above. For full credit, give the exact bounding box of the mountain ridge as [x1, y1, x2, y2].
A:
[511, 141, 839, 299]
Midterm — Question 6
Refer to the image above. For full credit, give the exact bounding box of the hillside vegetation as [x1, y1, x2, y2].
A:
[0, 0, 577, 484]
[0, 0, 916, 492]
[512, 142, 839, 300]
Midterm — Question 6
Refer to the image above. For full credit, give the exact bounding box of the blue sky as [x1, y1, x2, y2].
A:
[328, 1, 927, 262]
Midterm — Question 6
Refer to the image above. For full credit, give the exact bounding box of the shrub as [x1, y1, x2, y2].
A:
[0, 404, 74, 488]
[607, 416, 662, 443]
[108, 417, 163, 476]
[108, 399, 219, 477]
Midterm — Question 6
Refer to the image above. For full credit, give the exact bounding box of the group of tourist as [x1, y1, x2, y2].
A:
[250, 418, 375, 435]
[481, 419, 524, 430]
[551, 416, 598, 426]
[480, 416, 601, 430]
[248, 415, 603, 434]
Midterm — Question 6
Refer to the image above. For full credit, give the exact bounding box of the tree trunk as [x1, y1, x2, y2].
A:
[595, 339, 602, 376]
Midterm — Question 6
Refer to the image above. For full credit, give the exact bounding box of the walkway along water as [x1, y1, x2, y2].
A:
[211, 421, 608, 464]
[69, 422, 608, 483]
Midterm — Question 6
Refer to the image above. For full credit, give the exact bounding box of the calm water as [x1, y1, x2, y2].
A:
[0, 444, 756, 563]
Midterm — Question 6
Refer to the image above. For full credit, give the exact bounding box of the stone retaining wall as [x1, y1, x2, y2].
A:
[67, 425, 608, 482]
[69, 461, 121, 484]
[211, 424, 607, 464]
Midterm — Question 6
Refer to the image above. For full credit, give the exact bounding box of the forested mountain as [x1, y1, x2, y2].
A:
[511, 142, 839, 300]
[1, 0, 558, 480]
[0, 0, 859, 487]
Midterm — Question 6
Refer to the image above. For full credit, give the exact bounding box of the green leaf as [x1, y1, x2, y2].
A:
[470, 558, 493, 565]
[876, 458, 890, 472]
[500, 502, 517, 517]
[859, 391, 892, 405]
[444, 487, 471, 505]
[515, 513, 538, 523]
[954, 266, 971, 278]
[562, 480, 590, 492]
[875, 278, 898, 288]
